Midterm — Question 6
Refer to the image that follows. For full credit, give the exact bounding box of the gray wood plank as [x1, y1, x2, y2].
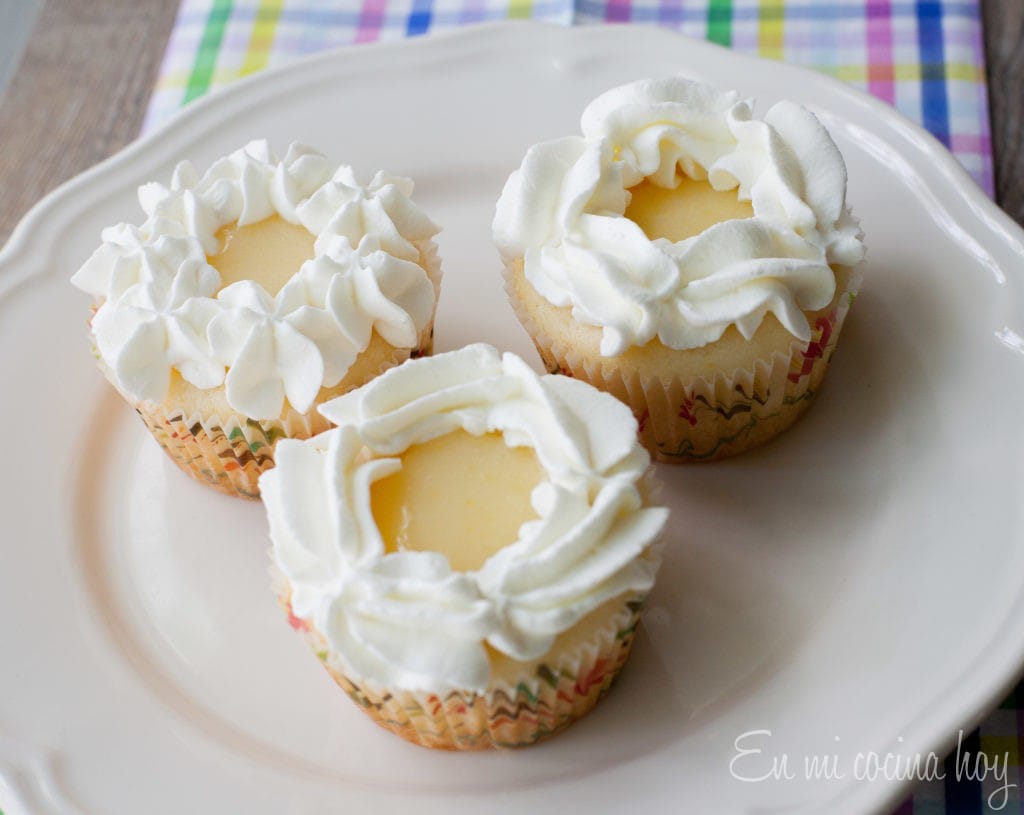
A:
[0, 0, 179, 245]
[982, 0, 1023, 225]
[0, 0, 42, 101]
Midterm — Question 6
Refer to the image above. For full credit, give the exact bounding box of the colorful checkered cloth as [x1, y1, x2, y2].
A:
[145, 3, 1010, 814]
[144, 0, 994, 194]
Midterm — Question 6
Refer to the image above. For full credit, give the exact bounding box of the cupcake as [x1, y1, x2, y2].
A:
[72, 141, 442, 498]
[493, 78, 866, 462]
[260, 344, 667, 750]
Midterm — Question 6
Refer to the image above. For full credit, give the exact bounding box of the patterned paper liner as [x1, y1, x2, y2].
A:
[271, 566, 645, 751]
[503, 263, 862, 463]
[133, 399, 331, 500]
[96, 338, 421, 499]
[93, 331, 433, 500]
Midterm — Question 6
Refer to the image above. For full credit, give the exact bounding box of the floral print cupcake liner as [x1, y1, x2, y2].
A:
[505, 265, 862, 463]
[134, 404, 325, 499]
[97, 335, 430, 499]
[274, 573, 645, 751]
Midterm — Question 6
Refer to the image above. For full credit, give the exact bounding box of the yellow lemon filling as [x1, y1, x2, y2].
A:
[208, 215, 317, 296]
[370, 430, 545, 572]
[624, 176, 754, 242]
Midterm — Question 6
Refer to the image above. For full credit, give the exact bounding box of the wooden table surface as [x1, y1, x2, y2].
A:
[0, 0, 1020, 243]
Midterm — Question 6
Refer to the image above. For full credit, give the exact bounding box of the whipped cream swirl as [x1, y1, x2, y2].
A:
[73, 141, 440, 419]
[260, 344, 667, 693]
[493, 77, 865, 356]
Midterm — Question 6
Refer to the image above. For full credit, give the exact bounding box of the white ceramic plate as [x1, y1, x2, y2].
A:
[2, 21, 1023, 815]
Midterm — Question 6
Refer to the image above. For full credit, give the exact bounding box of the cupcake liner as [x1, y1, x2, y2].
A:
[272, 567, 645, 750]
[95, 333, 422, 500]
[503, 262, 862, 463]
[132, 402, 327, 499]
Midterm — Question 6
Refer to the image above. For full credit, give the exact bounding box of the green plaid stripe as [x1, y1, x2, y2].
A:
[182, 0, 234, 104]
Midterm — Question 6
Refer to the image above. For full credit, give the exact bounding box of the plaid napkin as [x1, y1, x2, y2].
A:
[145, 3, 1011, 814]
[144, 0, 994, 194]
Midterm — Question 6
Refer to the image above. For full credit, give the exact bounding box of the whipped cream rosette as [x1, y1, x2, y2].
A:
[261, 344, 667, 749]
[72, 141, 442, 497]
[494, 78, 865, 462]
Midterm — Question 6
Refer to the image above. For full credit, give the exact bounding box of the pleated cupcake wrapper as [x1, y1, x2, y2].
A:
[503, 263, 862, 463]
[271, 564, 645, 750]
[132, 400, 328, 499]
[94, 333, 420, 499]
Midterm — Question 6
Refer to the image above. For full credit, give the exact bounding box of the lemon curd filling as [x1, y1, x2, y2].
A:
[369, 430, 546, 572]
[624, 176, 755, 243]
[208, 215, 317, 296]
